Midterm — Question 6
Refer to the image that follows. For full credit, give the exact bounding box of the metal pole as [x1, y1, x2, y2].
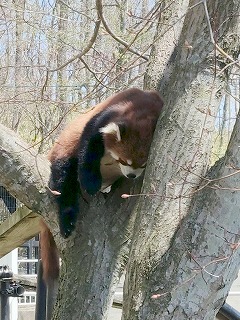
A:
[0, 266, 24, 320]
[219, 303, 240, 320]
[0, 281, 10, 320]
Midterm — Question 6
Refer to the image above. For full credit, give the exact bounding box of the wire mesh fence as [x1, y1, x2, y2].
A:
[0, 186, 20, 223]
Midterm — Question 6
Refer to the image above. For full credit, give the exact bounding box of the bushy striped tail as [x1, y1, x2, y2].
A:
[40, 220, 59, 284]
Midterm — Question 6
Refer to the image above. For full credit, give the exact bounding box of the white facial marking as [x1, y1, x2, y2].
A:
[99, 122, 121, 141]
[127, 159, 132, 165]
[109, 150, 119, 161]
[119, 164, 145, 179]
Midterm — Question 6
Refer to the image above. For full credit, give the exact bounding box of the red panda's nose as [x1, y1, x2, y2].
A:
[127, 173, 136, 179]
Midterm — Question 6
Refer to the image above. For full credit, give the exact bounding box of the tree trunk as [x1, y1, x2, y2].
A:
[55, 0, 68, 131]
[52, 180, 141, 320]
[12, 0, 25, 131]
[123, 0, 240, 319]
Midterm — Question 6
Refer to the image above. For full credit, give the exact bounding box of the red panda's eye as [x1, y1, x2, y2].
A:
[118, 159, 128, 166]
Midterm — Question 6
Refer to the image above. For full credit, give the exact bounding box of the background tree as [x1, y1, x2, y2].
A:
[0, 0, 240, 319]
[0, 0, 156, 150]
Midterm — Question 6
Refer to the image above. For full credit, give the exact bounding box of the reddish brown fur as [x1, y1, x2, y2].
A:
[103, 115, 160, 168]
[48, 88, 163, 163]
[102, 91, 162, 168]
[40, 220, 59, 283]
[42, 88, 163, 283]
[47, 90, 132, 162]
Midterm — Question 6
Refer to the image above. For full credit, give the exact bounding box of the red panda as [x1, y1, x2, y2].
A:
[40, 88, 163, 282]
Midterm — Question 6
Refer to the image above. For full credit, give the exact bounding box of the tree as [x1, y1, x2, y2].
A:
[123, 1, 240, 319]
[0, 0, 240, 320]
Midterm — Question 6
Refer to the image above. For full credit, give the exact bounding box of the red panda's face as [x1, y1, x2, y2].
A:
[99, 121, 154, 179]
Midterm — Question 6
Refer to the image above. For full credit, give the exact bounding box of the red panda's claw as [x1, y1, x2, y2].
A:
[47, 186, 61, 196]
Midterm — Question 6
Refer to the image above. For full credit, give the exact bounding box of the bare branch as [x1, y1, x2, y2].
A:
[203, 0, 240, 69]
[96, 0, 148, 61]
[48, 18, 101, 73]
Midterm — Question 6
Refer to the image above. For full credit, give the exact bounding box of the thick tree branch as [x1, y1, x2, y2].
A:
[128, 105, 240, 320]
[0, 123, 52, 215]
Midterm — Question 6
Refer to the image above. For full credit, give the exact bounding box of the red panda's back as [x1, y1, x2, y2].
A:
[47, 88, 146, 162]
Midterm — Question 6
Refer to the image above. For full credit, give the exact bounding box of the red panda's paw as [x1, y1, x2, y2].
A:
[59, 206, 78, 238]
[79, 169, 102, 196]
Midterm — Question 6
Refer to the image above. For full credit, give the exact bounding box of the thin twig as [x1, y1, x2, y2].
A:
[96, 0, 148, 61]
[48, 18, 101, 73]
[202, 0, 240, 69]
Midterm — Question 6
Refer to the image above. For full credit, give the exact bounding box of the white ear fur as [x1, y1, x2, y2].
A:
[99, 122, 121, 141]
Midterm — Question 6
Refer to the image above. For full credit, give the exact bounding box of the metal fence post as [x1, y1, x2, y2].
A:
[0, 280, 10, 320]
[0, 266, 24, 320]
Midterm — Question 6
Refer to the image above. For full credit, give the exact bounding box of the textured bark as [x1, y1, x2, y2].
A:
[0, 124, 52, 213]
[146, 110, 240, 319]
[52, 178, 141, 320]
[12, 0, 25, 131]
[123, 0, 240, 319]
[145, 0, 190, 90]
[124, 108, 240, 320]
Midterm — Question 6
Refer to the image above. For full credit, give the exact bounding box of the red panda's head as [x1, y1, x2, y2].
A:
[99, 118, 157, 179]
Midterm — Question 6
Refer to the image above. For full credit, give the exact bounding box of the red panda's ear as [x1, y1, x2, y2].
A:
[99, 122, 121, 141]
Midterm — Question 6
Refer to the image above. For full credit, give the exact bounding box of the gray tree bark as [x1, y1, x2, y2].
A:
[12, 0, 25, 131]
[123, 0, 240, 319]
